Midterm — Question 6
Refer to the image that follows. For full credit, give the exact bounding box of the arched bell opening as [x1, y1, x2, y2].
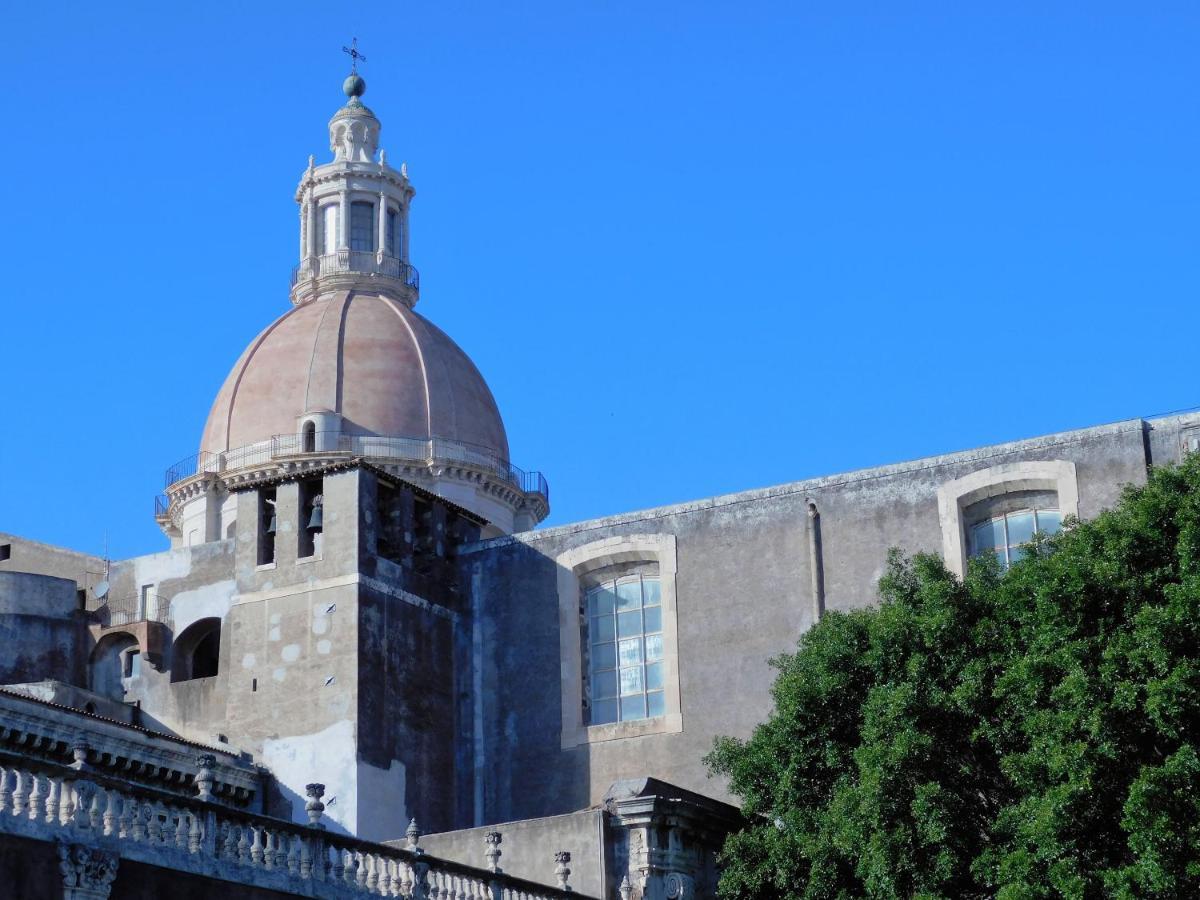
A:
[171, 617, 222, 683]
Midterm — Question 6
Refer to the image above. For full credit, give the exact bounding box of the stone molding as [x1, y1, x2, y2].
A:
[0, 690, 259, 807]
[936, 459, 1080, 577]
[0, 747, 588, 900]
[557, 535, 683, 749]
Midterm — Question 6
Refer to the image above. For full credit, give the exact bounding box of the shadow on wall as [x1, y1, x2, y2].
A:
[172, 618, 221, 683]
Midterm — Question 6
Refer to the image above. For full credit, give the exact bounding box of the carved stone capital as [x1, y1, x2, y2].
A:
[58, 842, 118, 899]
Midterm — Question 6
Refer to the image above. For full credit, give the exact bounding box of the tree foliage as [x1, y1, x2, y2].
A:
[705, 458, 1200, 899]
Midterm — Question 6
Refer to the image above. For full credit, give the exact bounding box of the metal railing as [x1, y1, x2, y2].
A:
[88, 592, 169, 628]
[163, 432, 549, 502]
[290, 251, 419, 292]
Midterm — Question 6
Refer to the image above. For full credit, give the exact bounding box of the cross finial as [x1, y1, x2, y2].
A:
[342, 38, 367, 74]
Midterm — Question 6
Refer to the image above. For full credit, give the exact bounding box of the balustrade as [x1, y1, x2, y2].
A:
[0, 750, 587, 900]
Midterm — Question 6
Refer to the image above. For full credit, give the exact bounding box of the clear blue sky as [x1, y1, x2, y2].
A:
[1, 2, 1198, 560]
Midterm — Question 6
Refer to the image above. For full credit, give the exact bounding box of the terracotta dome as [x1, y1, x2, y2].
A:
[200, 290, 509, 459]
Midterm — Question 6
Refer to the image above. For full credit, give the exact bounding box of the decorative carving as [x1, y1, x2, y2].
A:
[665, 872, 694, 899]
[58, 842, 118, 899]
[484, 830, 502, 872]
[70, 740, 90, 771]
[195, 753, 216, 801]
[406, 817, 422, 853]
[304, 782, 325, 828]
[619, 875, 633, 900]
[554, 850, 571, 890]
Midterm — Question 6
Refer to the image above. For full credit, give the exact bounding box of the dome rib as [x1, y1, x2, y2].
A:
[381, 296, 432, 438]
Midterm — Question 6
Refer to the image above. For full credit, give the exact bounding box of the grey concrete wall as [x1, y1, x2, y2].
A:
[0, 532, 105, 595]
[0, 572, 87, 686]
[461, 416, 1179, 824]
[418, 810, 606, 897]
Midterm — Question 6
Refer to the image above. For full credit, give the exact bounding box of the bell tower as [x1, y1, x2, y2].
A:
[290, 68, 418, 308]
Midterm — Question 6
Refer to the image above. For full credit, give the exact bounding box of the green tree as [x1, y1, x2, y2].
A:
[706, 458, 1200, 899]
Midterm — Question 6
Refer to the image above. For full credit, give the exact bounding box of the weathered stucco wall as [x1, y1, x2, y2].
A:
[419, 810, 606, 897]
[0, 571, 87, 686]
[462, 416, 1176, 824]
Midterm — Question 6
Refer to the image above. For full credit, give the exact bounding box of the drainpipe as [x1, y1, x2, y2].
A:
[806, 500, 826, 624]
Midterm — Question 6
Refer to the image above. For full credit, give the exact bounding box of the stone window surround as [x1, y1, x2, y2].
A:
[557, 534, 682, 749]
[937, 459, 1079, 578]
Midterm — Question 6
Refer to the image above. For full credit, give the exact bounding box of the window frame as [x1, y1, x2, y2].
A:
[937, 460, 1079, 578]
[968, 506, 1062, 569]
[557, 534, 682, 748]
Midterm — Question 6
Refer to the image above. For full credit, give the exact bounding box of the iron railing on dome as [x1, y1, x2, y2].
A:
[290, 251, 419, 292]
[163, 432, 548, 502]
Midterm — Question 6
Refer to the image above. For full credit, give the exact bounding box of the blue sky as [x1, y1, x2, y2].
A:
[1, 2, 1198, 559]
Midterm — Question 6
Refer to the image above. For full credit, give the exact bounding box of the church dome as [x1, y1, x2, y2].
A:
[199, 290, 509, 460]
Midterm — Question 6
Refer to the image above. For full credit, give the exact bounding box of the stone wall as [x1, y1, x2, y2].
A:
[460, 414, 1195, 824]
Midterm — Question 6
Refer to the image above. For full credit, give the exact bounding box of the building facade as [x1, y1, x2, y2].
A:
[0, 69, 1192, 899]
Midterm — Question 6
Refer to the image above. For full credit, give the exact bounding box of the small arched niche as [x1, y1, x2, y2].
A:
[90, 631, 141, 700]
[171, 617, 222, 683]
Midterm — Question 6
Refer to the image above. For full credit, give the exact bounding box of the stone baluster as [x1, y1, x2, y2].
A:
[129, 801, 146, 841]
[237, 823, 250, 861]
[378, 855, 394, 896]
[177, 811, 194, 851]
[485, 830, 502, 873]
[286, 833, 301, 875]
[222, 822, 238, 860]
[555, 851, 572, 891]
[88, 790, 103, 832]
[12, 769, 28, 816]
[189, 811, 204, 854]
[146, 802, 162, 843]
[45, 775, 61, 825]
[331, 845, 345, 881]
[102, 790, 119, 836]
[344, 848, 359, 886]
[27, 773, 43, 820]
[365, 852, 380, 891]
[411, 859, 431, 900]
[398, 859, 413, 896]
[71, 781, 96, 831]
[299, 831, 313, 878]
[0, 767, 10, 813]
[250, 825, 264, 865]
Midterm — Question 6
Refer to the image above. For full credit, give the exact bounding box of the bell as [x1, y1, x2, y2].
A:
[307, 496, 324, 531]
[266, 514, 277, 534]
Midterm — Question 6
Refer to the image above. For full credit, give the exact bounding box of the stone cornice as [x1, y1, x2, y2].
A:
[0, 689, 260, 806]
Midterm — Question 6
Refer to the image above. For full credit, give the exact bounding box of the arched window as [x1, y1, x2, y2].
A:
[556, 534, 683, 747]
[318, 205, 338, 255]
[302, 421, 316, 453]
[937, 461, 1079, 578]
[970, 507, 1062, 569]
[584, 573, 664, 725]
[386, 208, 402, 257]
[172, 618, 222, 682]
[350, 201, 375, 252]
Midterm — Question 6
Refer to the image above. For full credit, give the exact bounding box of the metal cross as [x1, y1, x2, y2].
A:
[342, 38, 367, 73]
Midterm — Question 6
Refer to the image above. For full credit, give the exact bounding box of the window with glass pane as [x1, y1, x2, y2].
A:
[585, 574, 664, 725]
[350, 201, 375, 251]
[970, 508, 1061, 569]
[319, 205, 338, 255]
[386, 209, 401, 257]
